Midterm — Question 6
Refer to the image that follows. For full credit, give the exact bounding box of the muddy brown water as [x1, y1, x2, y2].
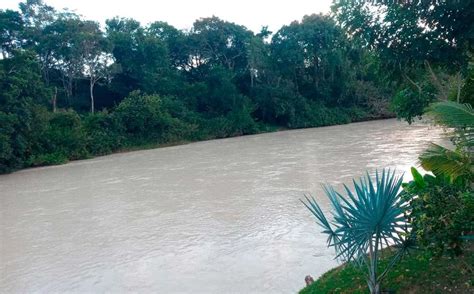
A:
[0, 119, 444, 293]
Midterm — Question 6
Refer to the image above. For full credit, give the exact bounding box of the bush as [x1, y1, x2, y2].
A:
[29, 152, 70, 166]
[303, 102, 352, 128]
[200, 116, 233, 139]
[391, 86, 435, 123]
[114, 91, 164, 138]
[0, 111, 17, 173]
[352, 79, 392, 118]
[114, 91, 190, 144]
[225, 101, 259, 136]
[402, 168, 474, 256]
[29, 110, 88, 166]
[345, 107, 370, 122]
[82, 111, 124, 155]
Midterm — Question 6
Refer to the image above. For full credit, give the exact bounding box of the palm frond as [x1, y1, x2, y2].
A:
[419, 143, 472, 182]
[427, 101, 474, 128]
[302, 169, 408, 261]
[302, 169, 409, 293]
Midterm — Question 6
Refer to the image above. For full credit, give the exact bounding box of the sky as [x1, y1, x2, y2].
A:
[2, 0, 333, 32]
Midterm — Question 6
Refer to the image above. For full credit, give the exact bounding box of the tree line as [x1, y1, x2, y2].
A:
[1, 0, 473, 173]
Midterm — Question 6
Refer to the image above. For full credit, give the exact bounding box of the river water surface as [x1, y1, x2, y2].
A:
[0, 119, 444, 293]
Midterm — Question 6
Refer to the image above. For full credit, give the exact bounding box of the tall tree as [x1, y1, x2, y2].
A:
[106, 17, 174, 96]
[332, 0, 474, 97]
[79, 20, 115, 113]
[0, 9, 24, 58]
[0, 50, 50, 172]
[189, 17, 254, 77]
[271, 14, 350, 105]
[42, 15, 84, 101]
[19, 0, 56, 83]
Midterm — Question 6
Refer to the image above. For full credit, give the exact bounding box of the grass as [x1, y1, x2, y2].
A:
[300, 243, 474, 294]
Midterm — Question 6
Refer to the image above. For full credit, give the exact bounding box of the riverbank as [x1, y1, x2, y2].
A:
[300, 243, 474, 294]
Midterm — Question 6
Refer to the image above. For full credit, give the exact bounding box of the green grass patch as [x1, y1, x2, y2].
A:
[300, 243, 474, 294]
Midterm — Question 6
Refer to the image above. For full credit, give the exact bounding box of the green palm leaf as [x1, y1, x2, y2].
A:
[419, 143, 472, 182]
[427, 101, 474, 128]
[421, 101, 474, 183]
[427, 101, 474, 147]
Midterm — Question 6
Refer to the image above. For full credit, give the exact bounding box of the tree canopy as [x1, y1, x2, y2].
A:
[0, 0, 472, 172]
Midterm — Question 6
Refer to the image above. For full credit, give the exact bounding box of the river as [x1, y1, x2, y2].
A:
[0, 119, 444, 293]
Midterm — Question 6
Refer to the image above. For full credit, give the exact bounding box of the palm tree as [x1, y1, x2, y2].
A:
[302, 169, 411, 294]
[419, 101, 473, 184]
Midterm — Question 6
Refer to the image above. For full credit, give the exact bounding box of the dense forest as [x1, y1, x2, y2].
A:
[1, 0, 473, 173]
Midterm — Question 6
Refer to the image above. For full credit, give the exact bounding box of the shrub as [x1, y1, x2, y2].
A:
[304, 102, 351, 127]
[402, 167, 474, 256]
[29, 110, 87, 166]
[83, 111, 124, 155]
[114, 91, 164, 139]
[200, 116, 233, 139]
[352, 80, 393, 118]
[114, 91, 191, 144]
[391, 87, 435, 124]
[29, 152, 70, 166]
[0, 111, 17, 173]
[226, 101, 259, 136]
[345, 107, 371, 122]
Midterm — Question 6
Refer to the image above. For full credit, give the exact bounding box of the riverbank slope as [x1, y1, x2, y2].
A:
[300, 244, 474, 294]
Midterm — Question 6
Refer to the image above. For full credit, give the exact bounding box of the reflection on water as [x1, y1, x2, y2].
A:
[0, 119, 443, 293]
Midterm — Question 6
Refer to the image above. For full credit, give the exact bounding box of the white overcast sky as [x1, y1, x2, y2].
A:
[2, 0, 333, 32]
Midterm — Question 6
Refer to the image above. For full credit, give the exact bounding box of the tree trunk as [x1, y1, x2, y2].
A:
[52, 86, 57, 113]
[90, 80, 95, 113]
[68, 76, 73, 100]
[250, 70, 254, 88]
[402, 72, 422, 95]
[294, 70, 300, 93]
[424, 60, 448, 100]
[368, 282, 381, 294]
[456, 72, 462, 103]
[367, 239, 381, 294]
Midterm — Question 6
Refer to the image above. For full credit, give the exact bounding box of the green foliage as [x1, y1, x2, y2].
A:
[461, 61, 474, 105]
[351, 80, 392, 119]
[302, 169, 410, 294]
[429, 101, 474, 130]
[114, 91, 192, 144]
[197, 104, 258, 139]
[82, 111, 123, 155]
[0, 1, 418, 173]
[461, 77, 474, 105]
[401, 98, 474, 259]
[29, 110, 87, 166]
[402, 168, 474, 256]
[332, 0, 474, 123]
[332, 1, 473, 68]
[391, 88, 433, 124]
[225, 102, 259, 136]
[419, 143, 472, 184]
[0, 50, 51, 172]
[418, 101, 474, 184]
[428, 101, 474, 148]
[0, 111, 17, 172]
[0, 9, 24, 57]
[114, 91, 165, 139]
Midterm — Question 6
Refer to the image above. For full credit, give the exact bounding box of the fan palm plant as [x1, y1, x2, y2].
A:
[302, 169, 410, 294]
[420, 101, 473, 184]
